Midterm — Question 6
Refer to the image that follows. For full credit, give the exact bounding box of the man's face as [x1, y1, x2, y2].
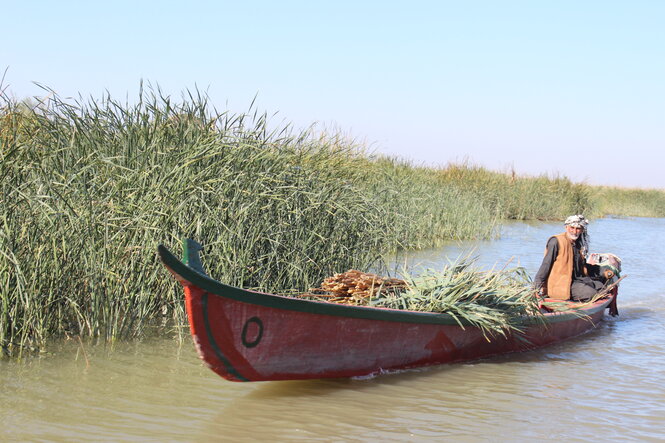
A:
[565, 224, 583, 241]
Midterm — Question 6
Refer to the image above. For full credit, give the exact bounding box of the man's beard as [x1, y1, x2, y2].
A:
[566, 232, 579, 241]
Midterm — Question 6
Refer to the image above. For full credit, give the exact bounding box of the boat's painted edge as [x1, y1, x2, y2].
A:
[157, 243, 611, 326]
[200, 291, 250, 382]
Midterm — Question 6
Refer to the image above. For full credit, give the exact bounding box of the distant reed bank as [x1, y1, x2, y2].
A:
[2, 87, 663, 353]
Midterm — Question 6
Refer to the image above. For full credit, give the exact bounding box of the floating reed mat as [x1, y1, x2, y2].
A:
[301, 260, 549, 338]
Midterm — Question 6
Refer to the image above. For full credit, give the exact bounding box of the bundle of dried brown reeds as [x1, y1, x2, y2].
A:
[304, 270, 407, 305]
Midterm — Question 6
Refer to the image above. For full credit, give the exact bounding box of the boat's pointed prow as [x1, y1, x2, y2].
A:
[157, 239, 208, 282]
[181, 238, 206, 275]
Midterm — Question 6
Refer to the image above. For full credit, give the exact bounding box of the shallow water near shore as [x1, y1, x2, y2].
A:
[2, 217, 664, 441]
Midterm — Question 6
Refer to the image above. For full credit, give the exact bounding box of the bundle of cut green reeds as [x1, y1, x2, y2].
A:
[379, 261, 542, 338]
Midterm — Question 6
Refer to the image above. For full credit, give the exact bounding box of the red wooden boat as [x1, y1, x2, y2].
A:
[158, 239, 618, 382]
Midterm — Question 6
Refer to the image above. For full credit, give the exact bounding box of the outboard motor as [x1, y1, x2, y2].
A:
[587, 252, 622, 283]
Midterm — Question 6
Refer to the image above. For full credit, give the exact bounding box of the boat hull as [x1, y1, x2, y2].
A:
[159, 242, 615, 382]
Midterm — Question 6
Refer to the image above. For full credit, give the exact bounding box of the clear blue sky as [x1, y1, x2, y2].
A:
[3, 1, 664, 188]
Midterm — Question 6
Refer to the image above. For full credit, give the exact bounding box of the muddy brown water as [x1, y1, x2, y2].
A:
[2, 217, 664, 441]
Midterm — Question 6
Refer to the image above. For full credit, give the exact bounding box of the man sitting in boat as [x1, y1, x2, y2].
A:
[533, 215, 605, 302]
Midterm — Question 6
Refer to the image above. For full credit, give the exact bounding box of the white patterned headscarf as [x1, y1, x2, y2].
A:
[564, 214, 590, 257]
[564, 214, 589, 228]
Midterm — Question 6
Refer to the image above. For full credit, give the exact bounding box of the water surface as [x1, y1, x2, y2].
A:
[2, 217, 664, 441]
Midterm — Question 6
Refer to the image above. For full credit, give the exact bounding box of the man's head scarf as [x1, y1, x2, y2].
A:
[564, 214, 589, 229]
[564, 214, 590, 257]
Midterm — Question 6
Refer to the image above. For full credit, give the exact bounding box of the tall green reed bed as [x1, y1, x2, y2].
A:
[590, 186, 665, 217]
[435, 163, 594, 220]
[0, 88, 496, 353]
[0, 92, 366, 351]
[2, 86, 662, 354]
[434, 163, 665, 219]
[362, 158, 499, 247]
